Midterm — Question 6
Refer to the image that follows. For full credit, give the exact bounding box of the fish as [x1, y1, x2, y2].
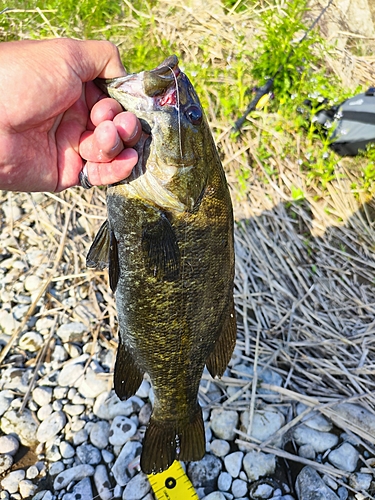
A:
[87, 55, 236, 474]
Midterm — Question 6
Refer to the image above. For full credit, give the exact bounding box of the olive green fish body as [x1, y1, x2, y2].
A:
[88, 56, 236, 474]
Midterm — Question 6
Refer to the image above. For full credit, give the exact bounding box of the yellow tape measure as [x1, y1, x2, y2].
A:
[148, 461, 199, 499]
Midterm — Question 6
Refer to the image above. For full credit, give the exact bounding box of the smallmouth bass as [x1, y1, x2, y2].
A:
[87, 55, 236, 474]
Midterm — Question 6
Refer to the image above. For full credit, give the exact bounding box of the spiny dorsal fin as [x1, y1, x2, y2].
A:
[114, 336, 144, 400]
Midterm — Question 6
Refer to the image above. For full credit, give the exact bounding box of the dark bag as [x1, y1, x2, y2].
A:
[315, 87, 375, 156]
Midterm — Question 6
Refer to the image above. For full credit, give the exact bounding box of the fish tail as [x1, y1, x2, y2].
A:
[178, 407, 205, 463]
[140, 419, 177, 474]
[140, 408, 205, 474]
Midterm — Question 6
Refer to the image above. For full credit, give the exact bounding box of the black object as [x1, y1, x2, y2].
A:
[316, 88, 375, 156]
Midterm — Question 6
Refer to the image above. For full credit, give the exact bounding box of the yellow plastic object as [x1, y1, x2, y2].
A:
[148, 461, 199, 499]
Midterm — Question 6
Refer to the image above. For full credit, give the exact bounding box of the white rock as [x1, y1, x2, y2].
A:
[102, 449, 114, 464]
[59, 441, 75, 459]
[76, 443, 101, 465]
[37, 404, 53, 421]
[58, 363, 85, 387]
[64, 404, 85, 416]
[231, 478, 247, 497]
[93, 392, 138, 420]
[0, 409, 38, 446]
[24, 275, 43, 292]
[54, 464, 94, 490]
[135, 380, 150, 399]
[243, 409, 285, 443]
[123, 472, 151, 499]
[224, 452, 243, 478]
[298, 444, 316, 460]
[210, 409, 238, 440]
[32, 387, 52, 407]
[1, 470, 25, 494]
[296, 403, 332, 432]
[202, 493, 226, 500]
[19, 479, 38, 498]
[36, 411, 66, 443]
[349, 473, 372, 491]
[112, 441, 143, 486]
[94, 464, 112, 500]
[210, 439, 230, 457]
[35, 317, 55, 335]
[26, 465, 39, 479]
[334, 403, 375, 438]
[90, 421, 110, 449]
[78, 367, 109, 399]
[243, 451, 276, 481]
[295, 466, 340, 500]
[293, 425, 339, 452]
[0, 454, 13, 475]
[328, 443, 359, 472]
[0, 435, 19, 456]
[49, 462, 65, 476]
[0, 391, 14, 416]
[19, 331, 44, 352]
[0, 310, 20, 336]
[56, 322, 88, 342]
[218, 472, 232, 491]
[61, 477, 93, 500]
[109, 416, 137, 446]
[250, 482, 274, 498]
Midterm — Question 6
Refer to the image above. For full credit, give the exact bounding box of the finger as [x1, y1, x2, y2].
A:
[90, 98, 124, 126]
[80, 121, 123, 162]
[113, 112, 142, 146]
[84, 148, 138, 186]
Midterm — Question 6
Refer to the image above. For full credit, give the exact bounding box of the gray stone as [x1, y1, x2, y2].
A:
[59, 441, 75, 459]
[224, 452, 243, 478]
[250, 482, 274, 498]
[0, 454, 13, 475]
[76, 443, 102, 465]
[296, 403, 332, 432]
[295, 466, 340, 500]
[49, 462, 65, 476]
[0, 408, 38, 446]
[109, 416, 137, 446]
[298, 444, 316, 460]
[243, 451, 276, 481]
[18, 332, 43, 352]
[90, 421, 110, 449]
[61, 477, 93, 500]
[19, 479, 38, 498]
[138, 403, 152, 426]
[54, 464, 94, 490]
[37, 404, 53, 421]
[328, 443, 359, 472]
[63, 404, 85, 416]
[202, 493, 226, 500]
[337, 486, 348, 500]
[210, 409, 238, 440]
[1, 470, 26, 494]
[36, 411, 66, 443]
[93, 392, 140, 420]
[334, 403, 375, 438]
[0, 435, 19, 456]
[32, 387, 52, 407]
[210, 439, 230, 457]
[57, 363, 85, 388]
[242, 409, 285, 444]
[94, 464, 112, 500]
[188, 454, 222, 488]
[231, 478, 247, 497]
[0, 391, 14, 416]
[73, 428, 89, 446]
[78, 367, 109, 399]
[112, 441, 143, 486]
[349, 472, 372, 491]
[122, 472, 151, 500]
[56, 322, 87, 343]
[102, 449, 114, 463]
[218, 472, 232, 491]
[293, 425, 339, 453]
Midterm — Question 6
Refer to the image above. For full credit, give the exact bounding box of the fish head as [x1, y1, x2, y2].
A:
[95, 56, 215, 212]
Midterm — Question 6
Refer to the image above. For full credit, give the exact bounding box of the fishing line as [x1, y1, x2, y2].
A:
[233, 0, 335, 132]
[168, 65, 184, 159]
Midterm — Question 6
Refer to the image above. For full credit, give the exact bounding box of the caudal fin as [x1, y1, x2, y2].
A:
[140, 408, 205, 474]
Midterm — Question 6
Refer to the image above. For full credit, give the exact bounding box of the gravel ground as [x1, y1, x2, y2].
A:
[1, 181, 375, 500]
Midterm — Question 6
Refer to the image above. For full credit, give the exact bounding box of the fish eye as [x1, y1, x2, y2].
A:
[185, 105, 202, 125]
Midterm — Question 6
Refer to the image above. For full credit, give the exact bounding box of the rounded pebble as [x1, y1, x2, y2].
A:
[112, 441, 143, 486]
[32, 387, 52, 407]
[19, 331, 44, 352]
[24, 275, 43, 292]
[224, 452, 243, 478]
[210, 439, 230, 457]
[250, 482, 274, 498]
[328, 442, 359, 472]
[1, 470, 26, 494]
[210, 409, 239, 441]
[56, 322, 87, 343]
[218, 472, 232, 491]
[57, 363, 85, 387]
[53, 464, 94, 490]
[188, 454, 222, 488]
[59, 441, 75, 459]
[19, 479, 38, 498]
[94, 464, 112, 500]
[36, 411, 66, 443]
[0, 454, 13, 475]
[0, 435, 19, 456]
[201, 493, 226, 500]
[123, 472, 151, 499]
[26, 465, 39, 480]
[293, 425, 339, 453]
[109, 416, 137, 446]
[243, 451, 276, 481]
[90, 420, 110, 449]
[0, 409, 38, 446]
[76, 443, 102, 465]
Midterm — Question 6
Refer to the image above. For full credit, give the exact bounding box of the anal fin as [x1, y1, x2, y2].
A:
[114, 336, 144, 400]
[206, 300, 237, 378]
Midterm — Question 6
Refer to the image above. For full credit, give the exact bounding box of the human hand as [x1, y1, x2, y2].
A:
[0, 38, 141, 192]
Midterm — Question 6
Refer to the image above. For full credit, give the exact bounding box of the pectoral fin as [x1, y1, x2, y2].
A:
[114, 335, 144, 400]
[142, 213, 180, 281]
[206, 300, 237, 378]
[86, 220, 119, 293]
